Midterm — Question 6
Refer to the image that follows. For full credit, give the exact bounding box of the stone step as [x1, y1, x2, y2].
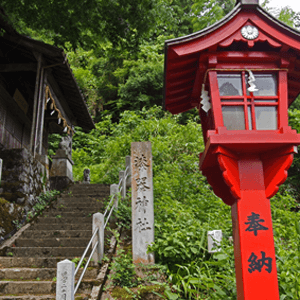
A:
[56, 198, 105, 206]
[28, 224, 92, 231]
[61, 193, 109, 199]
[0, 267, 98, 280]
[0, 279, 94, 295]
[59, 194, 108, 200]
[0, 257, 59, 268]
[21, 230, 91, 239]
[0, 295, 55, 299]
[50, 205, 103, 212]
[34, 217, 92, 224]
[0, 257, 98, 268]
[53, 201, 104, 208]
[68, 184, 110, 192]
[8, 247, 90, 257]
[0, 281, 55, 295]
[16, 238, 90, 248]
[41, 211, 98, 218]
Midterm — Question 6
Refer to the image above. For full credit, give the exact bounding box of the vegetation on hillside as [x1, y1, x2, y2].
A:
[67, 107, 300, 299]
[2, 0, 300, 298]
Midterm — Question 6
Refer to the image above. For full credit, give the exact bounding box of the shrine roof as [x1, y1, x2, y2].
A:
[164, 2, 300, 114]
[0, 9, 94, 131]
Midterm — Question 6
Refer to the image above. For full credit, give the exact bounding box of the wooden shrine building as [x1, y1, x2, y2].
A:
[0, 10, 94, 212]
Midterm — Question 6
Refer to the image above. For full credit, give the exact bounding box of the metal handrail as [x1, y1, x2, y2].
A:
[74, 162, 130, 297]
[104, 203, 115, 229]
[103, 165, 129, 225]
[103, 194, 115, 218]
[74, 227, 99, 277]
[74, 241, 98, 295]
[117, 177, 123, 189]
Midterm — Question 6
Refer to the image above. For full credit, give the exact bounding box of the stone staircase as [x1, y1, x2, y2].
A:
[0, 184, 111, 299]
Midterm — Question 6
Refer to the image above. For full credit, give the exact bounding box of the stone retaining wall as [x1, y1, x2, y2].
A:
[0, 148, 49, 208]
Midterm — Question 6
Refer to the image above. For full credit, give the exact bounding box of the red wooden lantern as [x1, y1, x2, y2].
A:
[163, 1, 300, 299]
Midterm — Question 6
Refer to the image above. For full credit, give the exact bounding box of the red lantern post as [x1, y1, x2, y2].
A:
[163, 1, 300, 299]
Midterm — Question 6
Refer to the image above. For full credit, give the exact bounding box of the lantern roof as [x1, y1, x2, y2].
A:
[164, 1, 300, 114]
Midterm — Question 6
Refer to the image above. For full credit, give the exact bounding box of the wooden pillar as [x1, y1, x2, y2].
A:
[33, 66, 45, 156]
[30, 53, 42, 156]
[231, 155, 280, 300]
[37, 72, 47, 155]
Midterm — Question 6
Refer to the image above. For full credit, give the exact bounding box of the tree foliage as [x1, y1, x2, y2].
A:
[7, 0, 300, 297]
[1, 0, 156, 50]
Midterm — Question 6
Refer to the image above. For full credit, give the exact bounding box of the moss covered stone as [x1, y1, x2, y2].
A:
[111, 285, 164, 300]
[0, 198, 23, 236]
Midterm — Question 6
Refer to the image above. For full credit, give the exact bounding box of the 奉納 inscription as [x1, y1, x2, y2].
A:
[245, 212, 268, 236]
[248, 251, 272, 274]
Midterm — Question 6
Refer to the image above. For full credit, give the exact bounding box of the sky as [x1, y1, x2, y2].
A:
[263, 0, 300, 12]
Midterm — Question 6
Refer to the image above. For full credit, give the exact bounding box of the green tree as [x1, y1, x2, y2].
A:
[192, 0, 235, 31]
[0, 0, 156, 50]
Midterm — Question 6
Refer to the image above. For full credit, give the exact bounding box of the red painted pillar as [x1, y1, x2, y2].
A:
[231, 155, 279, 300]
[200, 135, 297, 299]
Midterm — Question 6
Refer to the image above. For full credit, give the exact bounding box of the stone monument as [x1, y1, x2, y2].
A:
[56, 259, 75, 300]
[131, 142, 154, 264]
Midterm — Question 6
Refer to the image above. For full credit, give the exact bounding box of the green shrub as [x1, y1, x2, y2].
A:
[70, 106, 300, 299]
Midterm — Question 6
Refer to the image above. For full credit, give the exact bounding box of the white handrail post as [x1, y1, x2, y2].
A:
[110, 183, 119, 209]
[92, 213, 104, 263]
[56, 259, 75, 300]
[119, 170, 126, 200]
[126, 156, 131, 188]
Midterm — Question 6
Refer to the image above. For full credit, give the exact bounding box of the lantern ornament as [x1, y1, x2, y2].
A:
[163, 1, 300, 299]
[200, 84, 211, 112]
[241, 25, 259, 40]
[246, 69, 258, 92]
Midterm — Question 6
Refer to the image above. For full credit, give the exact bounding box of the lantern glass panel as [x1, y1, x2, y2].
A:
[218, 74, 243, 96]
[222, 106, 245, 130]
[246, 74, 277, 96]
[248, 106, 252, 130]
[255, 106, 277, 130]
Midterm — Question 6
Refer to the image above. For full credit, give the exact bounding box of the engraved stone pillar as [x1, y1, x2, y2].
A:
[131, 142, 155, 264]
[92, 213, 104, 263]
[56, 259, 75, 300]
[110, 183, 119, 209]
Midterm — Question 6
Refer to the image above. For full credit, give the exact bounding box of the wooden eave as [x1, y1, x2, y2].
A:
[0, 28, 95, 132]
[164, 3, 300, 114]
